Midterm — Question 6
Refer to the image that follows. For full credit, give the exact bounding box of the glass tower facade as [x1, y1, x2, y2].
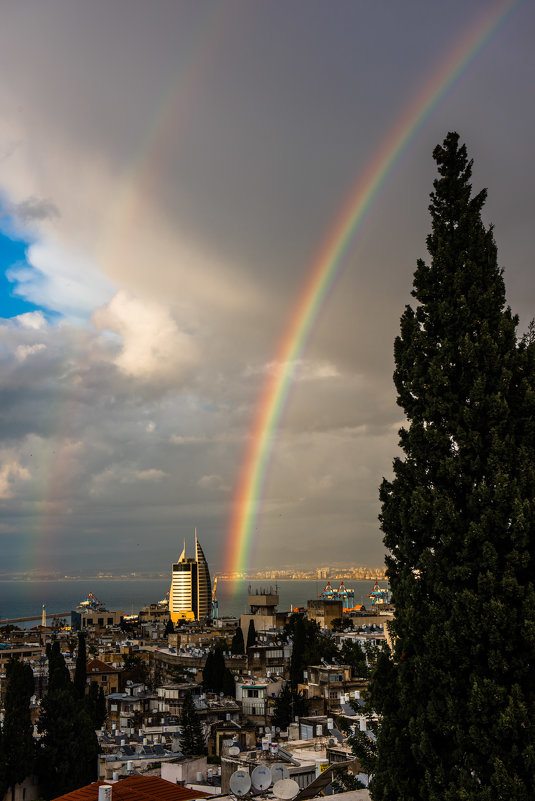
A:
[169, 533, 211, 622]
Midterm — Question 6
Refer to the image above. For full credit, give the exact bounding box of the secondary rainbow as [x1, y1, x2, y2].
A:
[225, 0, 520, 579]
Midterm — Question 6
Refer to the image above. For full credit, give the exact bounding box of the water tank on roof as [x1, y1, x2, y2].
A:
[98, 786, 112, 801]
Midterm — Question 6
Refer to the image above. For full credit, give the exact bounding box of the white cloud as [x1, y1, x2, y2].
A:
[198, 474, 230, 492]
[6, 237, 115, 321]
[15, 343, 46, 361]
[90, 465, 167, 496]
[14, 310, 47, 330]
[93, 290, 198, 382]
[129, 468, 166, 483]
[0, 456, 30, 499]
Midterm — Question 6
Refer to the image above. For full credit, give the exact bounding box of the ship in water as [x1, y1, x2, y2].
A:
[75, 592, 107, 612]
[318, 581, 355, 604]
[367, 580, 391, 606]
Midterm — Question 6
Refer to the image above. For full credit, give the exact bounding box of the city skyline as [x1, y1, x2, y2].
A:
[0, 1, 533, 575]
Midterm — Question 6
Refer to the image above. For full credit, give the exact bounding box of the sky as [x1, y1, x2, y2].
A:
[0, 0, 534, 577]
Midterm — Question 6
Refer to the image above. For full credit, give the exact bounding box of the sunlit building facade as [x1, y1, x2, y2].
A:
[169, 532, 212, 623]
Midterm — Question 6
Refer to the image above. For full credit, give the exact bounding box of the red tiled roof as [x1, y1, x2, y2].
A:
[53, 774, 210, 801]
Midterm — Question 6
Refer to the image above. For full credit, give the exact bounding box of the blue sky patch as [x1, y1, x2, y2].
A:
[0, 226, 42, 319]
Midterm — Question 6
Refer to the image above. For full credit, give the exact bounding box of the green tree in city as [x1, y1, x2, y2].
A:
[122, 654, 149, 686]
[179, 691, 205, 756]
[73, 632, 87, 699]
[87, 682, 107, 729]
[222, 667, 236, 698]
[1, 657, 35, 795]
[231, 626, 245, 655]
[368, 133, 535, 800]
[164, 618, 175, 636]
[0, 726, 6, 801]
[246, 620, 256, 649]
[37, 642, 98, 799]
[271, 683, 309, 730]
[340, 639, 368, 678]
[202, 646, 226, 693]
[287, 613, 338, 690]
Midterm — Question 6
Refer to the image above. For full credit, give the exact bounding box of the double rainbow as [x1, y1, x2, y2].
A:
[225, 0, 520, 578]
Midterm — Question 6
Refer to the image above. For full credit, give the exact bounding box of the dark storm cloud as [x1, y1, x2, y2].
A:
[0, 0, 533, 574]
[11, 197, 60, 223]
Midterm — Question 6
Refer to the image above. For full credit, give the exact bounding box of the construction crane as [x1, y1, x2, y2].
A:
[212, 576, 219, 619]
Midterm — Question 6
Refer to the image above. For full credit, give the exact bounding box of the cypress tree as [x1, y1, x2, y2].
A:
[2, 657, 35, 793]
[0, 727, 6, 801]
[222, 667, 236, 698]
[164, 618, 175, 636]
[246, 620, 256, 649]
[369, 133, 535, 800]
[37, 642, 98, 799]
[202, 646, 226, 693]
[179, 692, 205, 756]
[73, 632, 87, 699]
[231, 626, 245, 654]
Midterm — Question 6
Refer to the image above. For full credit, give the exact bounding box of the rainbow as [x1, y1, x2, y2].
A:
[225, 0, 520, 579]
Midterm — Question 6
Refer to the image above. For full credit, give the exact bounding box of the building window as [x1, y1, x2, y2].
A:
[247, 689, 259, 698]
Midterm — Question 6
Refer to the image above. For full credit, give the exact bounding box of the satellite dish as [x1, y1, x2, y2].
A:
[228, 746, 240, 756]
[273, 779, 300, 800]
[271, 764, 289, 783]
[230, 770, 251, 796]
[251, 765, 272, 791]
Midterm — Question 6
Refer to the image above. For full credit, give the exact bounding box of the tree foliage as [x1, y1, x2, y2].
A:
[369, 133, 535, 800]
[271, 683, 309, 730]
[1, 657, 35, 793]
[122, 654, 149, 686]
[73, 632, 87, 699]
[286, 613, 338, 690]
[246, 620, 256, 649]
[37, 641, 98, 799]
[231, 626, 245, 654]
[164, 618, 175, 636]
[179, 692, 205, 756]
[340, 639, 368, 678]
[202, 646, 226, 693]
[223, 668, 236, 698]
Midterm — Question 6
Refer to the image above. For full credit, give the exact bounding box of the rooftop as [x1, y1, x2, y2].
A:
[52, 774, 210, 801]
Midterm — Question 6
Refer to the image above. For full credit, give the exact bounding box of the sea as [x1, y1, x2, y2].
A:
[0, 578, 385, 626]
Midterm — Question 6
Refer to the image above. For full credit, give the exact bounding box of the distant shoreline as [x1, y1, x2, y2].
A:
[0, 573, 387, 583]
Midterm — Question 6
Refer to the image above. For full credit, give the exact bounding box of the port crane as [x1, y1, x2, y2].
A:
[212, 576, 219, 619]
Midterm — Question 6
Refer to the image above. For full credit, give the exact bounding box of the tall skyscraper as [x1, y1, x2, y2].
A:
[169, 532, 212, 623]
